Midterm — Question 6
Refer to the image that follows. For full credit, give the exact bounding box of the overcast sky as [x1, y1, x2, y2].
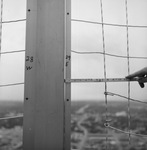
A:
[0, 0, 147, 102]
[71, 0, 147, 101]
[0, 0, 26, 101]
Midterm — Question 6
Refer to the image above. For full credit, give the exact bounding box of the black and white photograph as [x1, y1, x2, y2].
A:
[0, 0, 147, 150]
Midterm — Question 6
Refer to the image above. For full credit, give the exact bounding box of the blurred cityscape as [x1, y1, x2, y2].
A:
[0, 101, 23, 150]
[71, 100, 147, 150]
[0, 100, 147, 150]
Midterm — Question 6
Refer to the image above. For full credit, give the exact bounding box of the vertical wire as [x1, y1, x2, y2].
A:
[0, 0, 3, 57]
[100, 0, 108, 149]
[125, 0, 131, 144]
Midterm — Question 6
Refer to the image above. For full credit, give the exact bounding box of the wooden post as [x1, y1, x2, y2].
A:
[64, 0, 71, 149]
[23, 0, 68, 149]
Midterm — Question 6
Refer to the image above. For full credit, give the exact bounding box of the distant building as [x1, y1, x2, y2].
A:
[115, 111, 127, 117]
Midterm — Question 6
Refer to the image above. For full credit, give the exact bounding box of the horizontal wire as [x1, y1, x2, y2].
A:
[104, 123, 147, 138]
[71, 50, 147, 59]
[0, 50, 25, 55]
[2, 19, 26, 24]
[0, 82, 24, 88]
[105, 92, 147, 105]
[0, 115, 23, 121]
[72, 19, 147, 28]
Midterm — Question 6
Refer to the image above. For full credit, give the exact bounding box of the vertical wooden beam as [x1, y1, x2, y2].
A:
[23, 0, 65, 149]
[64, 0, 71, 149]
